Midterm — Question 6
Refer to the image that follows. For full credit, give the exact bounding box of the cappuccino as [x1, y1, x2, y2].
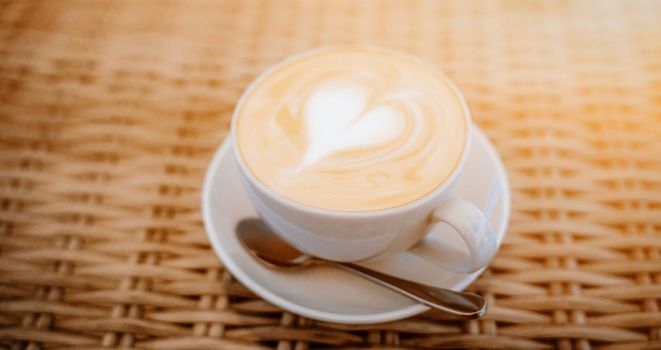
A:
[235, 47, 467, 211]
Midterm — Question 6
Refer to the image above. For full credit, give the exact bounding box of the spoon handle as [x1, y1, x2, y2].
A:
[329, 262, 486, 318]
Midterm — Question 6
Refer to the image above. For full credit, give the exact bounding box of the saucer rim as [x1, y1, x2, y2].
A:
[202, 126, 511, 324]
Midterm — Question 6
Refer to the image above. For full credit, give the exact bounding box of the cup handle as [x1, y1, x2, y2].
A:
[430, 197, 497, 273]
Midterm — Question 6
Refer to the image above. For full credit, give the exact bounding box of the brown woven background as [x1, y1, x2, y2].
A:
[1, 0, 660, 349]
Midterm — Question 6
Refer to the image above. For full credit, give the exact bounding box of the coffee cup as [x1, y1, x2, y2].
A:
[230, 46, 497, 273]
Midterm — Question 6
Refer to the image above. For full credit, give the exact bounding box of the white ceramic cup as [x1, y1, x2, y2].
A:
[230, 52, 497, 274]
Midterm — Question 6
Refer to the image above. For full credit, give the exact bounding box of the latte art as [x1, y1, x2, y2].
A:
[236, 47, 467, 211]
[301, 83, 406, 168]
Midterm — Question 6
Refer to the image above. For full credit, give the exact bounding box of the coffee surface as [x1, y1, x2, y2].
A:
[236, 47, 467, 211]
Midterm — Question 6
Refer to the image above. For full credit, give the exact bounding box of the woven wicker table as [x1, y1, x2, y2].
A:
[1, 1, 660, 349]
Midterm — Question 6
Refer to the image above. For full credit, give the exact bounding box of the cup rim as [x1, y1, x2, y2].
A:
[230, 45, 472, 218]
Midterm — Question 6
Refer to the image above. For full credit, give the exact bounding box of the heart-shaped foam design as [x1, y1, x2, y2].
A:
[302, 82, 405, 167]
[236, 47, 468, 211]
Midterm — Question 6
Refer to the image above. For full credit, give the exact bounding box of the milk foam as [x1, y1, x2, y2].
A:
[236, 47, 467, 211]
[302, 82, 405, 167]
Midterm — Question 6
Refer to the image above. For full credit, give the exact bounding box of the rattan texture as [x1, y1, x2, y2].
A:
[0, 0, 660, 349]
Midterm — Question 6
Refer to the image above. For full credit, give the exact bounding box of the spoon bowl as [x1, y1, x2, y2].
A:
[237, 219, 312, 268]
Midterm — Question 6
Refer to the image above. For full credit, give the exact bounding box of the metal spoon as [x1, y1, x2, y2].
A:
[236, 218, 486, 318]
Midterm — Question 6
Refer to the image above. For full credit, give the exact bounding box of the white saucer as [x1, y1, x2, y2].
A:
[202, 126, 511, 324]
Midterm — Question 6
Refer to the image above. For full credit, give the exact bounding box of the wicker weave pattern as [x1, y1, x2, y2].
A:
[1, 0, 660, 349]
